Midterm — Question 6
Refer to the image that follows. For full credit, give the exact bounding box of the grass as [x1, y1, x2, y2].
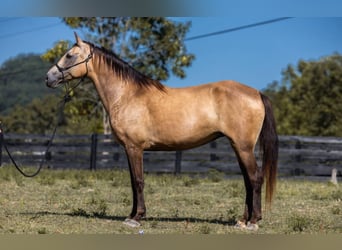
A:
[0, 165, 340, 234]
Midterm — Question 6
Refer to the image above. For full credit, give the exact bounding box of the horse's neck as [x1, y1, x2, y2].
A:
[88, 70, 131, 114]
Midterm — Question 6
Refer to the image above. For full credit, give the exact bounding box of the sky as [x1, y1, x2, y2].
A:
[1, 17, 342, 90]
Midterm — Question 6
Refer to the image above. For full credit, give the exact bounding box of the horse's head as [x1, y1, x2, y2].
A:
[46, 32, 93, 88]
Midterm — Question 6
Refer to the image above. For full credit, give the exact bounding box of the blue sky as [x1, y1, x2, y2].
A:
[1, 17, 342, 90]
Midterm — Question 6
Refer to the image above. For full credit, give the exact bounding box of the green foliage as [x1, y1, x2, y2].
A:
[41, 40, 70, 63]
[1, 91, 103, 134]
[62, 17, 194, 80]
[0, 54, 56, 115]
[37, 227, 48, 234]
[198, 223, 211, 234]
[1, 94, 61, 134]
[263, 53, 342, 136]
[182, 175, 200, 187]
[207, 169, 225, 182]
[287, 214, 312, 232]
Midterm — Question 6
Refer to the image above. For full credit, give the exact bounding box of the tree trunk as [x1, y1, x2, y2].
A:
[103, 106, 111, 134]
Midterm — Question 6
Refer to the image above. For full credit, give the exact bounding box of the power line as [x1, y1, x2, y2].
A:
[1, 18, 294, 77]
[0, 22, 62, 40]
[0, 17, 25, 23]
[185, 17, 293, 41]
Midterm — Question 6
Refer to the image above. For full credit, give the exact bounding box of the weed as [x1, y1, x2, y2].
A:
[37, 227, 47, 234]
[193, 199, 201, 205]
[93, 202, 107, 217]
[182, 176, 200, 187]
[71, 208, 89, 217]
[0, 165, 13, 181]
[70, 174, 92, 189]
[224, 181, 243, 198]
[331, 205, 341, 215]
[198, 224, 211, 234]
[110, 171, 131, 187]
[120, 192, 131, 206]
[225, 207, 239, 223]
[151, 220, 158, 228]
[152, 174, 174, 186]
[331, 189, 342, 201]
[13, 174, 24, 187]
[172, 208, 180, 218]
[207, 169, 224, 183]
[287, 214, 312, 232]
[311, 186, 342, 201]
[37, 175, 56, 186]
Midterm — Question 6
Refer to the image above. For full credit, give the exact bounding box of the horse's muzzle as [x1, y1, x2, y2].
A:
[46, 75, 55, 88]
[46, 67, 64, 88]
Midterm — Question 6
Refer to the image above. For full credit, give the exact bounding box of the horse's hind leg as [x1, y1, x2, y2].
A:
[233, 145, 263, 230]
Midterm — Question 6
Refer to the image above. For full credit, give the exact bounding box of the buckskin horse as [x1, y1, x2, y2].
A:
[46, 33, 278, 230]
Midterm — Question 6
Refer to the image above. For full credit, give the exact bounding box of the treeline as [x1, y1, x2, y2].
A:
[0, 54, 102, 134]
[263, 53, 342, 136]
[0, 54, 56, 114]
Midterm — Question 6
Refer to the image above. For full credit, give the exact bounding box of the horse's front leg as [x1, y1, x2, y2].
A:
[123, 145, 146, 227]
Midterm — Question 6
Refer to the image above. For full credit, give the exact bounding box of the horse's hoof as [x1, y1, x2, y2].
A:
[234, 220, 247, 229]
[246, 222, 259, 231]
[123, 218, 141, 228]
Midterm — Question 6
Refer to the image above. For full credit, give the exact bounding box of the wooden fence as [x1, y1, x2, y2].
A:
[0, 133, 341, 177]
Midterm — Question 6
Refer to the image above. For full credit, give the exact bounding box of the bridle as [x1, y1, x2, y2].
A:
[55, 47, 93, 94]
[55, 49, 93, 84]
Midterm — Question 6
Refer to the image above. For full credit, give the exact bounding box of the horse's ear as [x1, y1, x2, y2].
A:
[74, 32, 83, 45]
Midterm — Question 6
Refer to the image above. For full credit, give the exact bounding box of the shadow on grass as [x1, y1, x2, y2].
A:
[21, 210, 237, 226]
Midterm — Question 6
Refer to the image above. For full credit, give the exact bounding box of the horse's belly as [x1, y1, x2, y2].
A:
[146, 131, 224, 151]
[145, 100, 222, 150]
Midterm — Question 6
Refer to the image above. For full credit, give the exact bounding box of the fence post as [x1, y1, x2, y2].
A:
[90, 133, 98, 171]
[330, 168, 338, 185]
[174, 150, 182, 175]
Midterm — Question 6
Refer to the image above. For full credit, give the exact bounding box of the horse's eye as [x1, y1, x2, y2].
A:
[66, 53, 73, 59]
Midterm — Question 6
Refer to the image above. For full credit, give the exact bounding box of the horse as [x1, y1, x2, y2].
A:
[46, 32, 278, 230]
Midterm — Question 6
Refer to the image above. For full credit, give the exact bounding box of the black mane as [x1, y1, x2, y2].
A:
[84, 41, 165, 91]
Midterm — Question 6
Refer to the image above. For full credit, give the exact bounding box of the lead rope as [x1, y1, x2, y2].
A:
[0, 96, 68, 177]
[0, 77, 85, 177]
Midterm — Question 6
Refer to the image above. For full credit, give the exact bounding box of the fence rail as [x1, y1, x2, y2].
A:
[0, 133, 341, 177]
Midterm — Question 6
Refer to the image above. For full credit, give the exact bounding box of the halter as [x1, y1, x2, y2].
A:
[55, 50, 93, 83]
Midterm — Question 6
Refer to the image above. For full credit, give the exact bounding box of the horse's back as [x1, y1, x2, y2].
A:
[171, 80, 265, 145]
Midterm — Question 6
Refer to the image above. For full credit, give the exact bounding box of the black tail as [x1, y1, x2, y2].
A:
[259, 93, 279, 207]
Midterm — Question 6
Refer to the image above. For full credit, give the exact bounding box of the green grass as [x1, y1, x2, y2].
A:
[0, 165, 340, 234]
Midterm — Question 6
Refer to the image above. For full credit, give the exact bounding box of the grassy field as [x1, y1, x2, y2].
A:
[0, 166, 340, 234]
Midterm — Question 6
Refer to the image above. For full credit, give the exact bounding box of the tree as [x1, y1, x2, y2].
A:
[43, 17, 195, 134]
[1, 94, 102, 134]
[62, 17, 194, 80]
[1, 95, 61, 134]
[0, 54, 56, 115]
[263, 53, 342, 136]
